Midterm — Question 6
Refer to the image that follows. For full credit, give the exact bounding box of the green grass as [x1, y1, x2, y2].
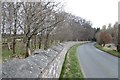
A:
[2, 48, 26, 62]
[2, 41, 26, 62]
[95, 43, 120, 58]
[2, 40, 60, 63]
[59, 44, 84, 80]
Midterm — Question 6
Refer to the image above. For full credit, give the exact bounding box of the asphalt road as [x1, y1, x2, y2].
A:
[77, 42, 118, 78]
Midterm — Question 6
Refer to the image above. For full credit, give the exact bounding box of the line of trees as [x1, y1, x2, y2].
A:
[1, 1, 96, 58]
[53, 13, 96, 41]
[95, 22, 119, 51]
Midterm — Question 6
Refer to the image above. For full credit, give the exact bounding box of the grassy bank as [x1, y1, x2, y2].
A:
[2, 40, 60, 62]
[95, 43, 120, 58]
[59, 44, 84, 79]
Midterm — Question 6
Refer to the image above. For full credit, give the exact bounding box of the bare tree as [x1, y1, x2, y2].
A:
[2, 2, 21, 54]
[43, 11, 64, 49]
[19, 1, 63, 57]
[1, 1, 96, 59]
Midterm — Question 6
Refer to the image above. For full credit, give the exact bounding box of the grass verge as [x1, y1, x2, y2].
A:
[94, 43, 120, 58]
[59, 44, 84, 80]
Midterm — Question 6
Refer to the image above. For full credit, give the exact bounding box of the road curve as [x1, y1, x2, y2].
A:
[77, 42, 118, 78]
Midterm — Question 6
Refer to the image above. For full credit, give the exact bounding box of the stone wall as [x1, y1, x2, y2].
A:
[2, 41, 87, 78]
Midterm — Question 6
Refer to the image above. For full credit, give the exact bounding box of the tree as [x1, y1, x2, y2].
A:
[2, 2, 21, 55]
[21, 2, 51, 57]
[54, 12, 95, 42]
[19, 1, 64, 57]
[96, 31, 112, 46]
[43, 11, 64, 49]
[1, 1, 96, 59]
[102, 25, 106, 30]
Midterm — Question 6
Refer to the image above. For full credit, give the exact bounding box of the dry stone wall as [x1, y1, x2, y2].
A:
[2, 41, 87, 78]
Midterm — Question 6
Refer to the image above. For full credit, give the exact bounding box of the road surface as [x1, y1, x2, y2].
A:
[77, 42, 118, 78]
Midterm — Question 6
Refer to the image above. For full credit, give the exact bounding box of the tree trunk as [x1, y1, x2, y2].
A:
[38, 33, 42, 49]
[33, 35, 37, 49]
[25, 38, 31, 57]
[12, 38, 16, 54]
[38, 36, 42, 49]
[38, 37, 42, 49]
[102, 40, 105, 47]
[44, 33, 49, 50]
[50, 39, 53, 44]
[34, 35, 37, 49]
[7, 42, 11, 50]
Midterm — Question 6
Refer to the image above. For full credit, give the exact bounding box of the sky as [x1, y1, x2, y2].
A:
[59, 0, 119, 28]
[3, 0, 119, 28]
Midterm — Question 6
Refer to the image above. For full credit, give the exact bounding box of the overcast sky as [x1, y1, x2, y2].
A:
[60, 0, 119, 28]
[4, 0, 119, 28]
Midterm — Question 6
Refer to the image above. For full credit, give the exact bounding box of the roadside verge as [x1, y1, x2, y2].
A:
[59, 43, 85, 79]
[94, 43, 120, 58]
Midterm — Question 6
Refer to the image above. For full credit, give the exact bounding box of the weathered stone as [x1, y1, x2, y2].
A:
[46, 49, 58, 58]
[2, 58, 25, 78]
[14, 60, 41, 78]
[26, 55, 48, 68]
[51, 45, 63, 53]
[2, 42, 85, 78]
[32, 49, 46, 55]
[2, 58, 42, 78]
